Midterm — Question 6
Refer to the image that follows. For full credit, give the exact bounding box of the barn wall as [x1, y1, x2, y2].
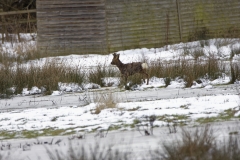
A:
[37, 0, 107, 55]
[37, 0, 240, 56]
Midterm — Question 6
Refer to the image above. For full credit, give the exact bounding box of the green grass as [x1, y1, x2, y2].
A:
[0, 128, 78, 140]
[196, 108, 239, 124]
[108, 125, 122, 131]
[0, 131, 16, 139]
[196, 117, 219, 124]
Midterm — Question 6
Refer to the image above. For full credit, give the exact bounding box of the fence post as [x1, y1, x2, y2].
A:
[176, 0, 182, 42]
[0, 9, 6, 44]
[15, 17, 21, 42]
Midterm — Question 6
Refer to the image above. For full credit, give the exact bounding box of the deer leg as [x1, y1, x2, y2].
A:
[141, 74, 146, 83]
[120, 74, 127, 85]
[125, 75, 128, 84]
[144, 73, 149, 85]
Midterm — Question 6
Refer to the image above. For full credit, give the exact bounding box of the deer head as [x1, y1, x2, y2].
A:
[111, 53, 120, 65]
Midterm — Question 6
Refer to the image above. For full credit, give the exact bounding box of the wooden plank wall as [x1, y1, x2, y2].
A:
[179, 0, 240, 42]
[106, 0, 179, 53]
[37, 0, 106, 55]
[37, 0, 240, 56]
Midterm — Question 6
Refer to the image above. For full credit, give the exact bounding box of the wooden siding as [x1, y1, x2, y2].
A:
[105, 0, 179, 53]
[37, 0, 106, 55]
[37, 0, 240, 56]
[179, 0, 240, 41]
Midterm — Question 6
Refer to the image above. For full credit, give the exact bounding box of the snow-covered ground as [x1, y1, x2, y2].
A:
[0, 35, 240, 159]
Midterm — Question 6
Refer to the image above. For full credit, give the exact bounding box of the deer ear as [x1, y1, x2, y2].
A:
[116, 54, 120, 58]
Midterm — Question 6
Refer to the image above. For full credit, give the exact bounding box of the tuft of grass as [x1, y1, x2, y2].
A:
[153, 124, 240, 160]
[210, 135, 240, 160]
[155, 124, 215, 160]
[196, 108, 239, 124]
[46, 142, 130, 160]
[199, 40, 210, 47]
[180, 104, 190, 109]
[218, 108, 238, 120]
[0, 59, 85, 96]
[92, 91, 118, 114]
[164, 77, 171, 87]
[190, 48, 205, 60]
[88, 64, 118, 87]
[127, 106, 141, 111]
[108, 125, 122, 131]
[188, 27, 210, 42]
[230, 46, 240, 59]
[14, 41, 40, 62]
[0, 128, 76, 139]
[229, 62, 240, 84]
[196, 117, 218, 124]
[0, 36, 39, 64]
[0, 131, 16, 140]
[148, 56, 224, 88]
[51, 116, 58, 122]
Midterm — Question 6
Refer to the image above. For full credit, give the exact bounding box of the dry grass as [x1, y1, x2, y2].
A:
[0, 59, 85, 96]
[46, 142, 129, 160]
[0, 35, 38, 64]
[153, 124, 240, 160]
[43, 125, 240, 160]
[92, 91, 118, 114]
[0, 48, 229, 97]
[0, 34, 237, 96]
[148, 55, 224, 87]
[160, 125, 215, 160]
[88, 64, 118, 87]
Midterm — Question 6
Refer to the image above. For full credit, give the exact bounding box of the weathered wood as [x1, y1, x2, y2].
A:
[0, 19, 36, 26]
[0, 9, 36, 16]
[37, 0, 240, 56]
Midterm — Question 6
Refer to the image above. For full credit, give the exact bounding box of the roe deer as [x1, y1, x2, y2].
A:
[111, 53, 149, 85]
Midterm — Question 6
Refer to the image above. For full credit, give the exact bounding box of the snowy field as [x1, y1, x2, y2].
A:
[0, 35, 240, 159]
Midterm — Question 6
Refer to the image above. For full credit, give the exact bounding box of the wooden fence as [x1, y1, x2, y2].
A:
[36, 0, 240, 55]
[0, 9, 36, 43]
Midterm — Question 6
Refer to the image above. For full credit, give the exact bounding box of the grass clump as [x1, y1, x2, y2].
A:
[188, 27, 210, 42]
[196, 117, 218, 124]
[0, 59, 85, 96]
[46, 142, 130, 160]
[88, 64, 118, 87]
[92, 91, 118, 114]
[153, 124, 240, 160]
[148, 55, 224, 87]
[0, 131, 16, 140]
[197, 108, 239, 124]
[155, 125, 215, 160]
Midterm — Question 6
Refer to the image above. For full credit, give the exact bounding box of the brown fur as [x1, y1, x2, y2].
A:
[111, 53, 149, 85]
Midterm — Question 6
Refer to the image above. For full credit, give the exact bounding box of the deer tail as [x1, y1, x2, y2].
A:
[141, 63, 148, 69]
